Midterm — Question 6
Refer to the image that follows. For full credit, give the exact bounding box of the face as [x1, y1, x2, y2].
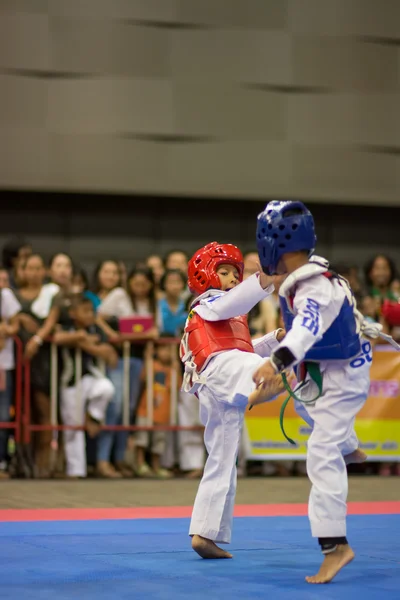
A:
[243, 252, 259, 279]
[166, 252, 188, 274]
[71, 273, 86, 293]
[50, 254, 73, 287]
[129, 273, 152, 299]
[156, 344, 171, 365]
[0, 269, 9, 289]
[369, 256, 392, 288]
[98, 261, 120, 291]
[164, 272, 185, 297]
[24, 255, 46, 286]
[71, 301, 95, 328]
[147, 255, 165, 284]
[216, 264, 240, 291]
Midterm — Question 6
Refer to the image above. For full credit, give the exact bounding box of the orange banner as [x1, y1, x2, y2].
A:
[244, 349, 400, 460]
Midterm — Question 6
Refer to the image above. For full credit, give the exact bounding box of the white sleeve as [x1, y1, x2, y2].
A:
[1, 288, 22, 320]
[194, 273, 274, 322]
[98, 287, 133, 318]
[274, 276, 341, 365]
[252, 330, 282, 357]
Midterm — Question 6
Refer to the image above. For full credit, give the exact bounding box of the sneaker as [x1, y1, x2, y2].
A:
[153, 468, 173, 479]
[136, 463, 153, 478]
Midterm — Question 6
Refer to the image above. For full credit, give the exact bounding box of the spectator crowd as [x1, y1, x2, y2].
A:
[0, 237, 399, 480]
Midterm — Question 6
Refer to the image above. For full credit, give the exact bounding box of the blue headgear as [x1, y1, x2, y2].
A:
[256, 200, 317, 275]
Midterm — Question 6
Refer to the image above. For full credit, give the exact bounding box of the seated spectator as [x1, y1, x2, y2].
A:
[1, 238, 32, 289]
[53, 294, 117, 479]
[135, 337, 179, 479]
[0, 287, 21, 478]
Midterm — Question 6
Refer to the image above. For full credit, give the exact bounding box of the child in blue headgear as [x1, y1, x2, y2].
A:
[254, 200, 386, 584]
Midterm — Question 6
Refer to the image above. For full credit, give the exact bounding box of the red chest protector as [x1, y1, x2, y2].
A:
[185, 311, 254, 372]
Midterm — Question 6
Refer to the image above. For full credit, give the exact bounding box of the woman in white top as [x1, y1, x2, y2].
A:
[94, 260, 135, 478]
[0, 287, 22, 478]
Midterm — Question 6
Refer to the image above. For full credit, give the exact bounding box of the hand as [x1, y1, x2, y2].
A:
[98, 344, 119, 369]
[145, 327, 159, 341]
[0, 322, 8, 337]
[20, 315, 39, 334]
[253, 358, 278, 388]
[85, 333, 100, 345]
[76, 329, 89, 342]
[108, 333, 121, 345]
[25, 337, 41, 359]
[276, 328, 286, 342]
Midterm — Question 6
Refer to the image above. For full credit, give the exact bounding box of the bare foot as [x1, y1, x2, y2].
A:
[306, 544, 355, 584]
[191, 535, 233, 559]
[344, 448, 367, 465]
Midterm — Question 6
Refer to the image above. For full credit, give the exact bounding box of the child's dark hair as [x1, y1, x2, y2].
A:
[69, 292, 92, 311]
[159, 269, 187, 292]
[73, 266, 89, 290]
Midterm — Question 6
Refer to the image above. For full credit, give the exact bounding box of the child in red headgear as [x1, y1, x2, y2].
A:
[180, 241, 287, 559]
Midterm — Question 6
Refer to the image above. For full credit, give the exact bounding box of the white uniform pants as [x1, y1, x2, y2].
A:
[188, 349, 268, 544]
[295, 358, 370, 539]
[61, 375, 115, 477]
[178, 391, 205, 471]
[189, 387, 244, 544]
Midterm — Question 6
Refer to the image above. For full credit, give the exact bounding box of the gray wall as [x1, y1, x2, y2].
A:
[1, 0, 400, 205]
[1, 194, 399, 275]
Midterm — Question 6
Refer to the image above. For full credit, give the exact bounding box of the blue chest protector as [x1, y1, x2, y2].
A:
[280, 280, 361, 362]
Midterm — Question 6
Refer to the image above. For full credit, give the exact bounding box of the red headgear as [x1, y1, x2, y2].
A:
[382, 299, 400, 327]
[188, 242, 244, 295]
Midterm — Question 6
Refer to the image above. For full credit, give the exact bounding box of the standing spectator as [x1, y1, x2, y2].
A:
[72, 267, 101, 311]
[96, 260, 139, 478]
[94, 260, 132, 320]
[164, 250, 189, 275]
[0, 287, 21, 478]
[157, 270, 188, 337]
[146, 254, 165, 291]
[24, 252, 75, 360]
[16, 254, 53, 477]
[135, 337, 179, 479]
[364, 254, 397, 320]
[0, 267, 10, 289]
[1, 238, 32, 289]
[127, 267, 158, 320]
[53, 294, 117, 479]
[364, 254, 399, 477]
[243, 251, 277, 337]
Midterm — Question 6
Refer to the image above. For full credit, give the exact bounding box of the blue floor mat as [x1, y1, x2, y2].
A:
[0, 515, 398, 600]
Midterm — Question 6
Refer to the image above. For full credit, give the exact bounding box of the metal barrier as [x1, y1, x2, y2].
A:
[23, 335, 203, 445]
[0, 336, 23, 444]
